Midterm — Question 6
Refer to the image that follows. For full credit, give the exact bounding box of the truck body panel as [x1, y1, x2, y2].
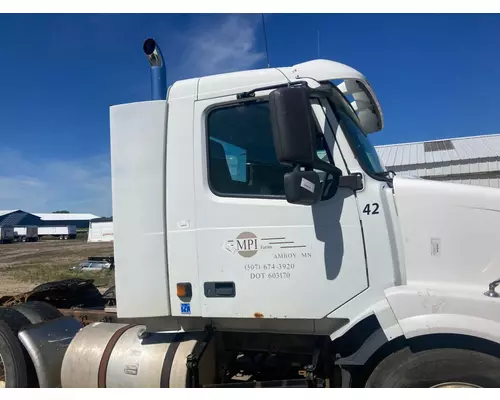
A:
[393, 175, 500, 287]
[385, 284, 500, 345]
[110, 100, 170, 319]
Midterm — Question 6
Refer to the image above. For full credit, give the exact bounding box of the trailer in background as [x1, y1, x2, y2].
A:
[87, 218, 113, 243]
[0, 225, 14, 243]
[38, 225, 77, 240]
[14, 226, 39, 242]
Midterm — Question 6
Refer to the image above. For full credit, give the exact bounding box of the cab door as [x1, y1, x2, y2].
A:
[192, 94, 368, 319]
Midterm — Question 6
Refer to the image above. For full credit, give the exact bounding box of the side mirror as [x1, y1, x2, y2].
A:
[284, 166, 342, 205]
[269, 86, 339, 175]
[269, 85, 343, 205]
[269, 86, 316, 166]
[284, 168, 321, 205]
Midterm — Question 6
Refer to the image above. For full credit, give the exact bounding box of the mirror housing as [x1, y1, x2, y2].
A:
[269, 85, 344, 205]
[269, 86, 317, 166]
[284, 168, 322, 205]
[269, 85, 339, 175]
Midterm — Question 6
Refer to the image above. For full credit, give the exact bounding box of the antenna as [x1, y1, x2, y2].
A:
[317, 30, 320, 59]
[262, 14, 270, 68]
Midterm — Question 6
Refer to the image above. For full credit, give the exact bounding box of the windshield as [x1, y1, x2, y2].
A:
[328, 88, 385, 175]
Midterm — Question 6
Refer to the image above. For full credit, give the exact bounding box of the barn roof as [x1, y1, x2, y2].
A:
[0, 210, 20, 217]
[375, 133, 500, 169]
[34, 213, 100, 221]
[0, 210, 41, 227]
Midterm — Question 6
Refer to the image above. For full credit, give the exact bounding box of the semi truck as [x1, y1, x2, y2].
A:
[13, 226, 39, 242]
[0, 226, 14, 244]
[1, 38, 500, 389]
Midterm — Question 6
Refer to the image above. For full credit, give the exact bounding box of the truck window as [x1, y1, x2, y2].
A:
[207, 101, 330, 197]
[327, 88, 385, 176]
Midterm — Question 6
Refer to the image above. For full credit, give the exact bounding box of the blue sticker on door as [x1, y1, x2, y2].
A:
[180, 303, 191, 314]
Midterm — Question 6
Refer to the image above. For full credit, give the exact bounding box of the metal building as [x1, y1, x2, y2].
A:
[34, 213, 100, 229]
[375, 134, 500, 188]
[0, 210, 42, 227]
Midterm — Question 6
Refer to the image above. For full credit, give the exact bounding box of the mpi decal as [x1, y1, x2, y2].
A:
[223, 232, 308, 258]
[223, 232, 313, 282]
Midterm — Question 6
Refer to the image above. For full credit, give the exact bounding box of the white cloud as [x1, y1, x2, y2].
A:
[177, 14, 266, 77]
[0, 147, 111, 216]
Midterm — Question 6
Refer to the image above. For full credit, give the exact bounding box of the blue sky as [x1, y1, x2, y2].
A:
[1, 13, 500, 216]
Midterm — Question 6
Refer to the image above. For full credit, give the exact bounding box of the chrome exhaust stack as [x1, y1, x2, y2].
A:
[143, 38, 167, 100]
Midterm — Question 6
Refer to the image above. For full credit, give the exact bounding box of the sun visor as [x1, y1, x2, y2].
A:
[290, 60, 384, 134]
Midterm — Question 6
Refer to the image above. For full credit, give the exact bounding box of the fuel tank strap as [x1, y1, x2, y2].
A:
[97, 324, 139, 388]
[160, 332, 182, 388]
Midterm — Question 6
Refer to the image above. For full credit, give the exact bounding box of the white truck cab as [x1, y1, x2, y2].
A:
[60, 39, 500, 388]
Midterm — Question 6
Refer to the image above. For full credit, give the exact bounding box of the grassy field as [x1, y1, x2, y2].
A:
[0, 239, 114, 296]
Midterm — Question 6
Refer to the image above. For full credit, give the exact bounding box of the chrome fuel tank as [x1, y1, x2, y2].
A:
[60, 322, 215, 388]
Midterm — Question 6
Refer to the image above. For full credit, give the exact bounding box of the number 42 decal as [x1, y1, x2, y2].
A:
[363, 203, 380, 215]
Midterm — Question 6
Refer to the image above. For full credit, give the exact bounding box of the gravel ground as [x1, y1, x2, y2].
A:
[0, 239, 114, 297]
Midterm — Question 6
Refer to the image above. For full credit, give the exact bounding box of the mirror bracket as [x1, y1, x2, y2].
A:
[312, 159, 341, 176]
[237, 81, 309, 100]
[237, 81, 332, 102]
[339, 173, 363, 191]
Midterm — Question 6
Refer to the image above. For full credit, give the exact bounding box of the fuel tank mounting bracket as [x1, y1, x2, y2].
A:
[186, 325, 214, 388]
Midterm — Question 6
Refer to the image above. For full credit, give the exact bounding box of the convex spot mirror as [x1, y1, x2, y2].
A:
[284, 169, 321, 205]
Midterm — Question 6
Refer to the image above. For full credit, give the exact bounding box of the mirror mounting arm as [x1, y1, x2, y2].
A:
[311, 159, 341, 176]
[237, 81, 309, 100]
[339, 173, 363, 191]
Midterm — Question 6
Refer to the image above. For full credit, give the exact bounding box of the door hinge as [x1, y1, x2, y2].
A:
[339, 173, 363, 191]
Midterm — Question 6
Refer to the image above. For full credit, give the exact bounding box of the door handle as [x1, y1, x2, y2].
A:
[204, 282, 236, 298]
